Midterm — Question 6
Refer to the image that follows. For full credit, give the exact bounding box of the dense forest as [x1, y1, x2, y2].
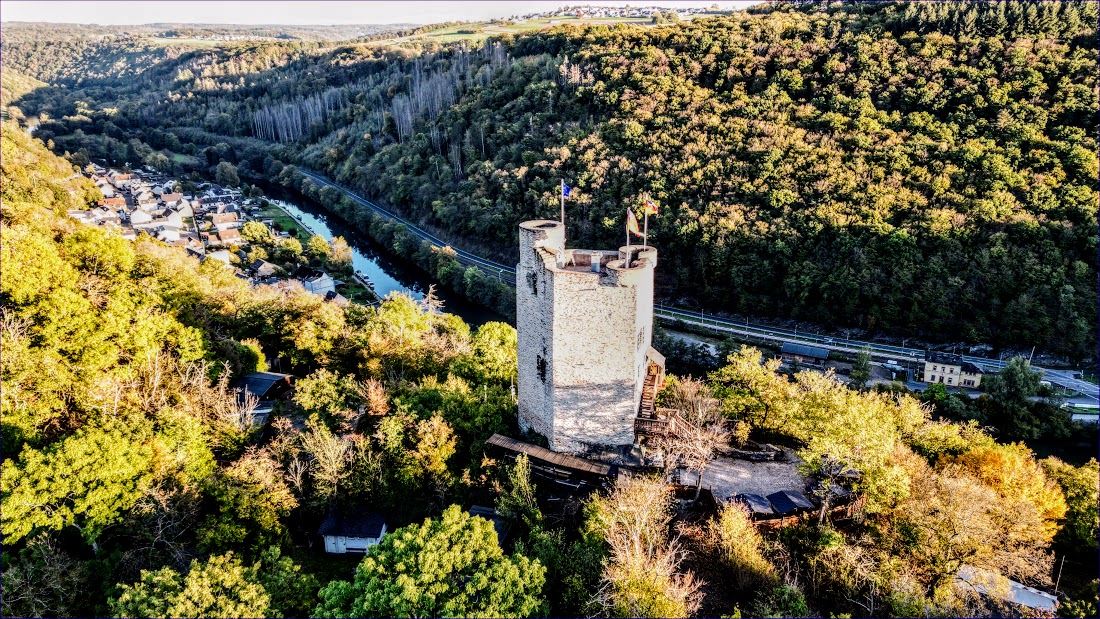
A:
[4, 121, 1097, 617]
[3, 1, 1097, 358]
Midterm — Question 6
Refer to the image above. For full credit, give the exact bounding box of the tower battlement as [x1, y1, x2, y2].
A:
[516, 220, 661, 454]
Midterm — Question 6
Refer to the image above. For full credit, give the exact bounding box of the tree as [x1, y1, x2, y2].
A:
[196, 449, 297, 555]
[304, 234, 331, 263]
[276, 237, 303, 262]
[240, 221, 271, 244]
[586, 476, 701, 618]
[708, 501, 776, 589]
[329, 236, 352, 268]
[1, 423, 154, 548]
[985, 356, 1042, 409]
[314, 505, 547, 618]
[110, 552, 271, 618]
[299, 420, 350, 502]
[850, 348, 872, 389]
[496, 453, 542, 529]
[214, 161, 239, 187]
[1040, 457, 1097, 555]
[946, 442, 1067, 543]
[1, 533, 95, 618]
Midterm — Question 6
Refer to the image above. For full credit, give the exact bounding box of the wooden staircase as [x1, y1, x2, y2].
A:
[635, 364, 675, 437]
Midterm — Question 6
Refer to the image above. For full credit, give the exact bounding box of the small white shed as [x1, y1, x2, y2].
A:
[319, 510, 387, 554]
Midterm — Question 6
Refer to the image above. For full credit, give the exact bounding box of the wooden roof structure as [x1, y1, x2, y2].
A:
[487, 434, 614, 476]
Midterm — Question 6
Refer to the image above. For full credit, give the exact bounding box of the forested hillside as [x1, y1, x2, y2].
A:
[2, 123, 1097, 617]
[1, 122, 531, 616]
[4, 1, 1098, 358]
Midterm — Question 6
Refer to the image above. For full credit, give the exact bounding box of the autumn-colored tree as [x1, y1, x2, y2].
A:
[586, 476, 701, 617]
[944, 442, 1067, 543]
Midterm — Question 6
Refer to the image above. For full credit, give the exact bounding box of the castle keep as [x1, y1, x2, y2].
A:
[516, 220, 664, 454]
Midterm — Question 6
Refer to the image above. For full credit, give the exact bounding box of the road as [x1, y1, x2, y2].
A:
[294, 168, 1098, 402]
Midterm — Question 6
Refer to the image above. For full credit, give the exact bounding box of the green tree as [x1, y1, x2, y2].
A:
[496, 453, 542, 529]
[110, 552, 270, 618]
[215, 161, 240, 187]
[314, 505, 547, 618]
[1041, 457, 1099, 556]
[850, 348, 872, 389]
[1, 423, 153, 547]
[196, 451, 297, 556]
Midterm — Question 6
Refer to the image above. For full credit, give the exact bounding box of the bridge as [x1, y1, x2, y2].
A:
[294, 168, 1097, 402]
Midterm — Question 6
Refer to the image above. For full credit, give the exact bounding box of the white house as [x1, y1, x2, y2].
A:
[163, 210, 183, 228]
[157, 226, 182, 243]
[300, 270, 336, 296]
[130, 210, 153, 225]
[176, 200, 195, 217]
[318, 510, 387, 554]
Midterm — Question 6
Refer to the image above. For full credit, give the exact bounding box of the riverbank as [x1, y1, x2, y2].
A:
[256, 200, 380, 304]
[258, 181, 507, 327]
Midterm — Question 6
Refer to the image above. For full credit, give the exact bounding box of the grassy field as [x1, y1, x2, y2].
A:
[257, 204, 310, 239]
[369, 15, 662, 46]
[149, 37, 223, 48]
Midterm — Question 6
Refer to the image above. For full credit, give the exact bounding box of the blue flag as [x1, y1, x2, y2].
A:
[562, 182, 572, 198]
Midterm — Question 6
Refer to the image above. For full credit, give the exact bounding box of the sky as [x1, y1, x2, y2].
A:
[0, 1, 757, 25]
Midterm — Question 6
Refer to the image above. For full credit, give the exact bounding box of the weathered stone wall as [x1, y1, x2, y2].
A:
[516, 220, 657, 453]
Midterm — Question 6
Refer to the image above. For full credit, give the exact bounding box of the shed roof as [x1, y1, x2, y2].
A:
[766, 490, 815, 515]
[318, 509, 386, 539]
[781, 342, 829, 360]
[733, 493, 775, 516]
[233, 372, 293, 399]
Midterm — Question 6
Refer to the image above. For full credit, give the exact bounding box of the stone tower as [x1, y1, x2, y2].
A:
[516, 220, 663, 454]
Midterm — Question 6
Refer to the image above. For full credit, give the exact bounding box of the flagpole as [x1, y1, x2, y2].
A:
[643, 193, 649, 248]
[560, 179, 565, 225]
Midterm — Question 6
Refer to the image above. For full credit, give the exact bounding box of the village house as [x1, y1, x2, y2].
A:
[295, 267, 336, 296]
[109, 172, 132, 187]
[157, 227, 182, 243]
[176, 200, 195, 217]
[129, 210, 154, 225]
[250, 259, 280, 278]
[100, 196, 127, 210]
[211, 212, 240, 231]
[204, 249, 232, 265]
[923, 351, 984, 388]
[161, 192, 184, 207]
[232, 371, 294, 426]
[217, 228, 244, 245]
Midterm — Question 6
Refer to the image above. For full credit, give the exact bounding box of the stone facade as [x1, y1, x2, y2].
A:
[516, 220, 659, 454]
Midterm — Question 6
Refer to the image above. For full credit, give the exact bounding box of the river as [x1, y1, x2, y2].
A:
[264, 187, 506, 328]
